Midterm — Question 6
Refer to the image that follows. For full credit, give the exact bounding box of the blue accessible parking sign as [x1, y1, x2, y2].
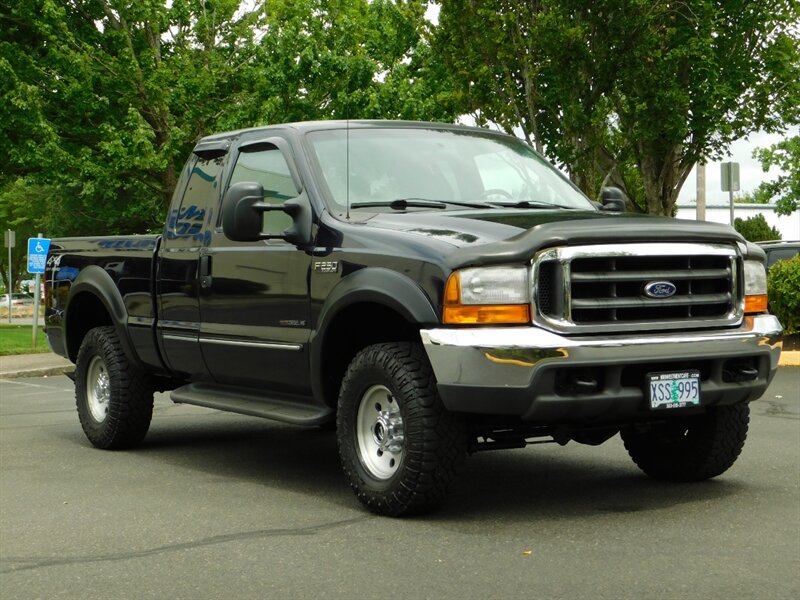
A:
[27, 238, 51, 274]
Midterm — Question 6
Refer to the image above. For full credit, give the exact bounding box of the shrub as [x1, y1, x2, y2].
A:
[768, 254, 800, 335]
[734, 214, 781, 242]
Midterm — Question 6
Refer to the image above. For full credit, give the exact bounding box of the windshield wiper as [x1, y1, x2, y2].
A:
[350, 197, 491, 210]
[350, 198, 448, 210]
[438, 199, 492, 209]
[487, 200, 578, 210]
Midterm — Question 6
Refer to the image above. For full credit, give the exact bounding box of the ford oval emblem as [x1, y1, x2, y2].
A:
[644, 281, 677, 298]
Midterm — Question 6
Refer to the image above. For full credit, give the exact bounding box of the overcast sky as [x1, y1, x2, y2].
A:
[677, 127, 798, 206]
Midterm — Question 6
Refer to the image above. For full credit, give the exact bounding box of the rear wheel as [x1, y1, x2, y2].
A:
[621, 404, 749, 481]
[336, 342, 467, 516]
[75, 326, 154, 449]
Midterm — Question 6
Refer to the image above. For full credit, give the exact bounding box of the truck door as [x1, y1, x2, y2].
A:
[198, 137, 313, 395]
[157, 146, 227, 378]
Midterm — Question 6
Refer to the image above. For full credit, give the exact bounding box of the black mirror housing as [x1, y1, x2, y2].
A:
[222, 181, 313, 245]
[222, 182, 266, 241]
[281, 197, 312, 246]
[600, 187, 626, 212]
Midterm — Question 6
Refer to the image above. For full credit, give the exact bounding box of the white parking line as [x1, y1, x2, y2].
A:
[0, 379, 57, 390]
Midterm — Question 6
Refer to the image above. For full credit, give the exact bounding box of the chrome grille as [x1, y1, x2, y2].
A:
[533, 243, 742, 333]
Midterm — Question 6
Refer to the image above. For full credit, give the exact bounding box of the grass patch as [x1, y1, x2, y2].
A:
[0, 323, 51, 356]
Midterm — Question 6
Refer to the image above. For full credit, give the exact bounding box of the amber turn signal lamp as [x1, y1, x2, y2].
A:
[443, 273, 531, 324]
[443, 304, 531, 324]
[744, 294, 768, 314]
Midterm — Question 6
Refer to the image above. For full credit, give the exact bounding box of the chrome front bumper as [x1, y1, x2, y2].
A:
[420, 315, 783, 422]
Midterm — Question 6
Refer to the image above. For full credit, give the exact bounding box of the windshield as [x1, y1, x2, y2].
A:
[306, 127, 593, 213]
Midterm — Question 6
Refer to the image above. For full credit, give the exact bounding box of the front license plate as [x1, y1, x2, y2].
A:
[648, 370, 701, 410]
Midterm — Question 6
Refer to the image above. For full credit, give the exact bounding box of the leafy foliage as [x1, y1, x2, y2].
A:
[0, 179, 53, 294]
[2, 0, 257, 235]
[768, 254, 800, 335]
[2, 0, 798, 241]
[435, 0, 800, 215]
[1, 0, 452, 240]
[733, 189, 774, 205]
[753, 135, 800, 216]
[733, 214, 781, 242]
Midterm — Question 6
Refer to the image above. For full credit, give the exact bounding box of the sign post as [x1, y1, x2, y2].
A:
[721, 162, 740, 226]
[4, 229, 14, 323]
[27, 235, 51, 348]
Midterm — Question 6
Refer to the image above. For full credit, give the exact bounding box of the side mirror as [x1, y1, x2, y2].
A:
[221, 182, 312, 245]
[222, 182, 265, 241]
[600, 187, 626, 212]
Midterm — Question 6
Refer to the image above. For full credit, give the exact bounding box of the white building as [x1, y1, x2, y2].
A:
[675, 202, 800, 240]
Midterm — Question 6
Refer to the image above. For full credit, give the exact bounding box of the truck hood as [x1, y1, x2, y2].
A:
[361, 209, 749, 269]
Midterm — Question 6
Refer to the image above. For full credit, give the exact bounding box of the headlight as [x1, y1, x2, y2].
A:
[743, 260, 768, 314]
[443, 266, 531, 324]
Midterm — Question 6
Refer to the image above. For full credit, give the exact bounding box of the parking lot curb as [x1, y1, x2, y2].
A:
[1, 366, 74, 379]
[0, 353, 74, 380]
[779, 351, 800, 367]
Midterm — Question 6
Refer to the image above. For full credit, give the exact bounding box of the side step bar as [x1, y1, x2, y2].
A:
[171, 383, 333, 426]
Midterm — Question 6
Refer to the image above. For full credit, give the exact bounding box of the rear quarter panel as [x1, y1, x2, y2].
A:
[46, 236, 160, 367]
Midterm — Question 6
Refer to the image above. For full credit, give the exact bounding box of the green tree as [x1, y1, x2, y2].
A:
[2, 0, 263, 235]
[733, 213, 781, 242]
[1, 1, 449, 237]
[768, 255, 800, 335]
[753, 135, 800, 216]
[0, 179, 53, 293]
[223, 0, 455, 126]
[733, 189, 773, 204]
[435, 0, 800, 215]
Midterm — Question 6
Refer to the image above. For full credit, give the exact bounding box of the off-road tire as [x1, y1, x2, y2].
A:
[621, 403, 750, 481]
[75, 326, 154, 449]
[336, 342, 467, 516]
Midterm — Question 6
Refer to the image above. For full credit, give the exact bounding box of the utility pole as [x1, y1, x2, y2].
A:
[696, 162, 706, 221]
[4, 229, 14, 323]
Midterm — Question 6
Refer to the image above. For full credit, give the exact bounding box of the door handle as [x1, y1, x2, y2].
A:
[199, 254, 212, 289]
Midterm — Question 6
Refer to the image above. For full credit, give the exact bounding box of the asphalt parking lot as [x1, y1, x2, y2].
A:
[1, 369, 798, 599]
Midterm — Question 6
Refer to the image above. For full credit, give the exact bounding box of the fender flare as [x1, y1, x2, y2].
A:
[309, 267, 439, 402]
[65, 265, 141, 367]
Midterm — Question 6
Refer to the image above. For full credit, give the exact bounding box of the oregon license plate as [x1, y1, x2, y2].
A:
[648, 371, 701, 410]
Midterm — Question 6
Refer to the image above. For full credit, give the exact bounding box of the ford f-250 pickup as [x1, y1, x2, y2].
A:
[45, 120, 783, 516]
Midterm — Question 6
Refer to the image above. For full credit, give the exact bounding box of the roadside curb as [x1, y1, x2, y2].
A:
[779, 351, 800, 367]
[1, 366, 74, 380]
[0, 353, 74, 380]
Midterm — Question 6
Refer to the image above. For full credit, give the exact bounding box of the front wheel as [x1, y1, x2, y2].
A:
[75, 326, 154, 449]
[621, 403, 750, 481]
[336, 342, 467, 516]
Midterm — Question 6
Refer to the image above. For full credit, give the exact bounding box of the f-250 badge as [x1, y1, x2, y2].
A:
[314, 260, 339, 273]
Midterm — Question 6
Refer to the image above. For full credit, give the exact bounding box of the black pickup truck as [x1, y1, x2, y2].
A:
[45, 120, 783, 516]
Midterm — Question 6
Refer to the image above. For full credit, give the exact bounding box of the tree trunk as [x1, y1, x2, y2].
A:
[162, 163, 176, 210]
[638, 144, 693, 216]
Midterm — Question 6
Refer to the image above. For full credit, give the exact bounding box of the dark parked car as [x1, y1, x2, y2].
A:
[757, 240, 800, 270]
[0, 293, 35, 311]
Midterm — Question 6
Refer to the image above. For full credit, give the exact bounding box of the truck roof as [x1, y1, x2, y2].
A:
[196, 119, 499, 145]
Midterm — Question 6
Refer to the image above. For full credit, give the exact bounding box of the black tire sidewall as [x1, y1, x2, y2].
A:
[338, 360, 408, 496]
[336, 342, 466, 516]
[621, 403, 749, 481]
[76, 328, 114, 444]
[75, 326, 152, 449]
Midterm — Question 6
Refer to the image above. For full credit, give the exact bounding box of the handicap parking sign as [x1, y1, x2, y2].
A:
[27, 238, 51, 274]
